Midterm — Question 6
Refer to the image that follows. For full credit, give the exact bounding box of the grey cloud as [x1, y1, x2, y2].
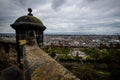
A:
[77, 0, 120, 18]
[0, 0, 120, 34]
[12, 0, 51, 9]
[52, 0, 66, 10]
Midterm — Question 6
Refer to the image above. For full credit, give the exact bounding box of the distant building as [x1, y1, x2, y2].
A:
[71, 48, 87, 60]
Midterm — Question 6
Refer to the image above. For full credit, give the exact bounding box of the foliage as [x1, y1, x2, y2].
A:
[71, 63, 96, 80]
[44, 47, 120, 80]
[44, 46, 70, 58]
[96, 71, 110, 80]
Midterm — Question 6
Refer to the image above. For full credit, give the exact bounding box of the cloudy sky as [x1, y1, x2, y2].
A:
[0, 0, 120, 34]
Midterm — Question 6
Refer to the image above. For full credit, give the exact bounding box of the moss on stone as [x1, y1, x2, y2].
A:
[14, 15, 45, 27]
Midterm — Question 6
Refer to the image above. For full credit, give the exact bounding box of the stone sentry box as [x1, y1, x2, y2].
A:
[10, 8, 46, 67]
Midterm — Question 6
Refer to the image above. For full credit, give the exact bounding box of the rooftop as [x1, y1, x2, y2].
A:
[11, 8, 46, 30]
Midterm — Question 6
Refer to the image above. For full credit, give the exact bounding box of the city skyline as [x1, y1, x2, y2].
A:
[0, 0, 120, 35]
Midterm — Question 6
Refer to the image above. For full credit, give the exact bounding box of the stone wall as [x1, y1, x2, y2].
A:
[0, 41, 80, 80]
[0, 41, 17, 64]
[23, 45, 80, 80]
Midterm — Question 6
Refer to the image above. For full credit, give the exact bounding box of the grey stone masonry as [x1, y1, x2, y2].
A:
[23, 45, 80, 80]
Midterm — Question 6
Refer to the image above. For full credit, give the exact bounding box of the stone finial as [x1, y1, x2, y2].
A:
[28, 8, 33, 16]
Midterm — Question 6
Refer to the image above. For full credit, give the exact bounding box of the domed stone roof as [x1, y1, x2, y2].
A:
[15, 15, 44, 26]
[11, 8, 46, 30]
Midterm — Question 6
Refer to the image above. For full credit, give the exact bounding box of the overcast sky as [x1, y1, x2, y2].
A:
[0, 0, 120, 34]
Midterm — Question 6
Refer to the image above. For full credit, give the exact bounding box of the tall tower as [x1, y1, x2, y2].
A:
[10, 8, 46, 67]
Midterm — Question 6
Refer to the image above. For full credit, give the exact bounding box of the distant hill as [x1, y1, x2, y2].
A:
[0, 33, 15, 37]
[0, 32, 120, 37]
